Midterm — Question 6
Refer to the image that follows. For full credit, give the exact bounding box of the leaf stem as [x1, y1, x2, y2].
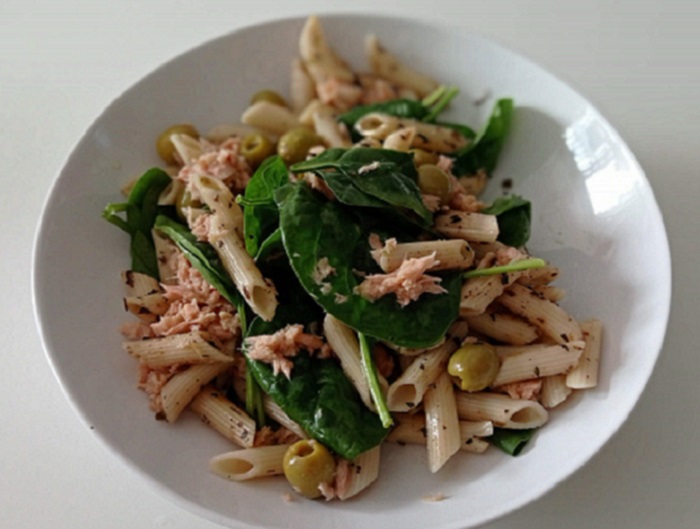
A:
[245, 368, 266, 427]
[358, 332, 394, 428]
[421, 85, 446, 107]
[463, 258, 546, 279]
[424, 86, 459, 122]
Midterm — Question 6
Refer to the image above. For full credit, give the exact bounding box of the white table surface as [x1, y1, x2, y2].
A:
[2, 0, 698, 528]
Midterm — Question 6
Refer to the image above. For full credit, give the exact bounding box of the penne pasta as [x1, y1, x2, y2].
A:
[241, 101, 300, 137]
[365, 34, 439, 97]
[290, 58, 316, 114]
[424, 372, 462, 472]
[459, 273, 522, 316]
[161, 362, 231, 422]
[210, 444, 293, 481]
[206, 123, 274, 143]
[434, 210, 500, 243]
[190, 385, 256, 448]
[455, 392, 549, 429]
[382, 126, 416, 151]
[388, 413, 493, 454]
[336, 447, 381, 500]
[566, 319, 603, 389]
[121, 270, 160, 297]
[193, 175, 278, 321]
[170, 133, 203, 165]
[386, 320, 469, 411]
[123, 292, 169, 323]
[152, 229, 179, 285]
[371, 239, 474, 273]
[497, 283, 583, 344]
[299, 15, 355, 84]
[355, 113, 468, 153]
[263, 397, 308, 440]
[123, 331, 234, 368]
[540, 375, 573, 408]
[492, 341, 585, 386]
[312, 105, 351, 148]
[464, 312, 539, 345]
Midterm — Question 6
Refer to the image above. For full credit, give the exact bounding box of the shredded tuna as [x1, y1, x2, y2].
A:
[356, 253, 446, 307]
[189, 213, 211, 242]
[368, 232, 384, 251]
[178, 137, 251, 199]
[120, 320, 155, 340]
[318, 481, 337, 501]
[150, 253, 240, 349]
[316, 76, 363, 112]
[422, 193, 442, 212]
[436, 156, 484, 212]
[303, 173, 335, 200]
[244, 324, 330, 379]
[498, 379, 543, 401]
[332, 458, 352, 499]
[495, 246, 527, 264]
[253, 426, 301, 447]
[312, 257, 336, 284]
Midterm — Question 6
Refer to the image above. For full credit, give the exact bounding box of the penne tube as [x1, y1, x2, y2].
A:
[517, 265, 561, 286]
[464, 312, 539, 345]
[210, 444, 293, 481]
[459, 273, 522, 316]
[290, 58, 316, 114]
[389, 414, 493, 454]
[123, 331, 234, 368]
[152, 229, 179, 285]
[371, 239, 475, 273]
[566, 319, 603, 389]
[241, 101, 300, 137]
[157, 178, 184, 206]
[386, 320, 469, 411]
[323, 315, 388, 411]
[434, 210, 500, 242]
[353, 137, 383, 149]
[491, 341, 585, 386]
[161, 362, 231, 422]
[193, 175, 278, 321]
[121, 270, 160, 297]
[365, 35, 439, 97]
[123, 292, 169, 323]
[190, 385, 256, 448]
[355, 113, 468, 153]
[540, 375, 573, 408]
[170, 133, 203, 165]
[299, 15, 355, 84]
[424, 372, 462, 472]
[497, 283, 583, 344]
[263, 397, 308, 439]
[455, 392, 549, 429]
[532, 284, 566, 303]
[382, 126, 416, 151]
[336, 447, 381, 500]
[312, 105, 351, 147]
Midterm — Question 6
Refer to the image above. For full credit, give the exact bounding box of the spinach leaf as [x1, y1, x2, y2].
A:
[489, 428, 538, 456]
[482, 195, 531, 247]
[153, 215, 243, 309]
[102, 168, 172, 278]
[291, 148, 432, 226]
[451, 98, 514, 177]
[241, 156, 288, 258]
[245, 306, 389, 459]
[275, 183, 461, 348]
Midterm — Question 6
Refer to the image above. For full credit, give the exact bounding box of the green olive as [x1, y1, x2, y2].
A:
[277, 127, 323, 166]
[447, 343, 500, 392]
[250, 89, 288, 108]
[240, 133, 276, 168]
[155, 123, 199, 165]
[282, 440, 336, 499]
[410, 148, 438, 167]
[417, 164, 452, 202]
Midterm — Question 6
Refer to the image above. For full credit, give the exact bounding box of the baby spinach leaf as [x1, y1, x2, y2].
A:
[102, 167, 172, 278]
[291, 148, 432, 226]
[489, 428, 538, 456]
[451, 98, 514, 177]
[241, 156, 288, 258]
[482, 195, 531, 247]
[276, 183, 461, 348]
[245, 306, 389, 459]
[153, 215, 243, 309]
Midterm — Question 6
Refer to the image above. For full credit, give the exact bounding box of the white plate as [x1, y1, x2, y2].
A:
[32, 13, 671, 529]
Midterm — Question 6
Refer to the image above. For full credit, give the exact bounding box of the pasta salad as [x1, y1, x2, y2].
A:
[103, 15, 602, 501]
